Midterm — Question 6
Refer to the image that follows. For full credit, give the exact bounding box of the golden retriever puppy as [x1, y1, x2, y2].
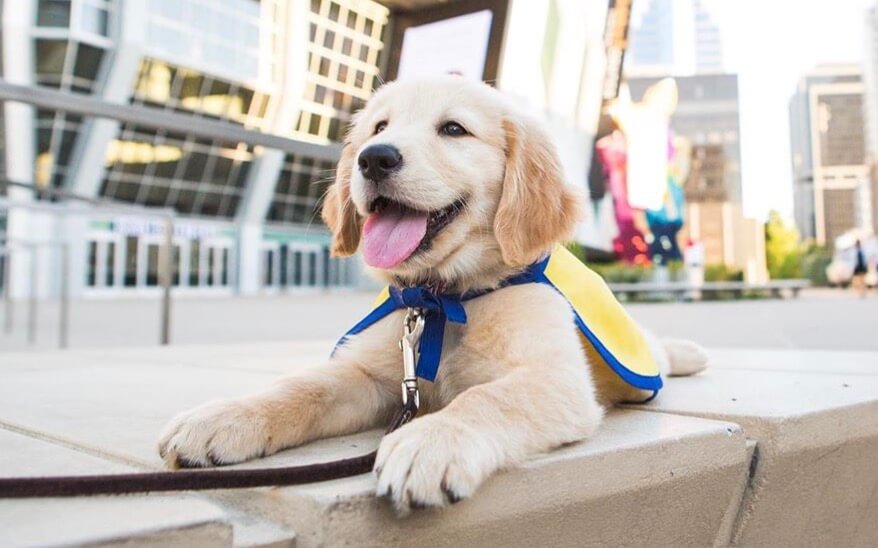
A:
[158, 75, 707, 514]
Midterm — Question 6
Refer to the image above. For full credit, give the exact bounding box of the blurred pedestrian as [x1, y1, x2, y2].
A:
[852, 239, 868, 298]
[684, 238, 704, 300]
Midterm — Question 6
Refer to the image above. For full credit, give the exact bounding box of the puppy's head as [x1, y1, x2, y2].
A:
[322, 76, 582, 290]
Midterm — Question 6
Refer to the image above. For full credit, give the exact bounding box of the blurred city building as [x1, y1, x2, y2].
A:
[862, 3, 878, 235]
[627, 74, 766, 281]
[789, 65, 869, 246]
[627, 0, 723, 77]
[1, 0, 619, 299]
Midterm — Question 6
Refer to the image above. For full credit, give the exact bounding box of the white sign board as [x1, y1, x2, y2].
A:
[112, 217, 219, 240]
[396, 10, 493, 81]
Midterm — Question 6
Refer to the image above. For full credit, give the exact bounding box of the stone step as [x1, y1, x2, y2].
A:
[220, 411, 749, 548]
[640, 348, 878, 547]
[2, 342, 878, 547]
[0, 429, 234, 547]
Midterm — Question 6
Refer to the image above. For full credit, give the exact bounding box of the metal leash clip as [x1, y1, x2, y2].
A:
[399, 308, 425, 411]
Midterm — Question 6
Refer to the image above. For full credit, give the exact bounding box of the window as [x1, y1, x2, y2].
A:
[172, 245, 181, 286]
[79, 1, 110, 36]
[295, 0, 389, 142]
[73, 43, 105, 86]
[263, 248, 275, 286]
[266, 154, 336, 224]
[220, 248, 229, 286]
[292, 251, 302, 285]
[145, 0, 264, 84]
[146, 244, 160, 286]
[37, 0, 72, 28]
[189, 240, 200, 286]
[101, 123, 253, 219]
[34, 110, 83, 189]
[124, 236, 138, 287]
[105, 241, 116, 286]
[86, 241, 98, 286]
[35, 40, 69, 84]
[132, 59, 269, 128]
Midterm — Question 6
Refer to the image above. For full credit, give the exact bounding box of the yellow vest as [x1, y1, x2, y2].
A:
[336, 245, 662, 395]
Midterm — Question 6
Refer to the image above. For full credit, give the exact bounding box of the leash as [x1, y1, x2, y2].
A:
[0, 309, 426, 499]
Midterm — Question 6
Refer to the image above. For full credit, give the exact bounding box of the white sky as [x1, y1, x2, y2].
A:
[635, 0, 873, 220]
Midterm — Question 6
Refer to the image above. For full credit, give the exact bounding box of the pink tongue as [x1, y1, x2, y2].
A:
[362, 205, 428, 269]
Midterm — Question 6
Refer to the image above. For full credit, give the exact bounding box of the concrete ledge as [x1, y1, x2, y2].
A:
[220, 412, 748, 548]
[0, 429, 234, 547]
[641, 349, 878, 547]
[1, 343, 877, 547]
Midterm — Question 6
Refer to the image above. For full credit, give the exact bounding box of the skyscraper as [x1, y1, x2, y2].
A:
[789, 66, 869, 246]
[627, 0, 724, 76]
[862, 3, 878, 234]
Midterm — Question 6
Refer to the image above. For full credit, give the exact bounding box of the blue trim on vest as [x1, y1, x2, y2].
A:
[530, 269, 664, 393]
[332, 253, 662, 396]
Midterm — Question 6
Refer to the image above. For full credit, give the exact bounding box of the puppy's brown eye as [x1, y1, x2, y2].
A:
[439, 121, 468, 137]
[374, 121, 388, 134]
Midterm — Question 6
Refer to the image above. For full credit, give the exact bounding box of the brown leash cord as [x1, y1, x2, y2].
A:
[0, 391, 420, 499]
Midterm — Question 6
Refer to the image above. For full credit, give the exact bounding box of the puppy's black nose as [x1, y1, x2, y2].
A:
[358, 144, 402, 182]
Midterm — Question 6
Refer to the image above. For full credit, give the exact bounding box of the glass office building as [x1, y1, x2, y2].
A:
[789, 66, 869, 245]
[1, 0, 389, 297]
[4, 0, 626, 298]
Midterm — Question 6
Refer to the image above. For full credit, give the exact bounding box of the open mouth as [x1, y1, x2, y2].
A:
[361, 196, 465, 269]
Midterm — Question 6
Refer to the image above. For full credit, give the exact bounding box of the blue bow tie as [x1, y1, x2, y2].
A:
[335, 255, 550, 383]
[389, 287, 468, 381]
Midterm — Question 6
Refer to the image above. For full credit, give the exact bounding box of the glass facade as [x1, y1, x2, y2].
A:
[267, 154, 335, 224]
[790, 70, 867, 243]
[83, 227, 236, 291]
[131, 59, 271, 128]
[32, 0, 116, 189]
[5, 0, 391, 296]
[34, 39, 79, 91]
[268, 0, 388, 224]
[35, 109, 84, 190]
[296, 0, 388, 142]
[99, 58, 273, 217]
[824, 188, 858, 245]
[37, 0, 114, 38]
[145, 0, 266, 84]
[101, 127, 253, 218]
[816, 92, 866, 168]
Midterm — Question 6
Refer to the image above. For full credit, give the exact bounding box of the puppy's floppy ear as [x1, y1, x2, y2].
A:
[494, 116, 583, 266]
[321, 143, 362, 256]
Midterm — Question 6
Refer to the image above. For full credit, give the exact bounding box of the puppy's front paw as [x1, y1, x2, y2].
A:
[374, 416, 497, 515]
[158, 399, 271, 469]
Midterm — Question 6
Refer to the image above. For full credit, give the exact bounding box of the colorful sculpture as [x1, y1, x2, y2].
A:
[593, 78, 688, 265]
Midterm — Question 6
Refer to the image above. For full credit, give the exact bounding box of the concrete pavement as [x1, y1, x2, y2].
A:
[2, 290, 878, 545]
[1, 343, 878, 546]
[1, 288, 876, 353]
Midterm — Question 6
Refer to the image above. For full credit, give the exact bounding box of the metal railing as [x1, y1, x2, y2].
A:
[0, 80, 342, 160]
[0, 238, 70, 347]
[0, 179, 177, 347]
[0, 80, 344, 349]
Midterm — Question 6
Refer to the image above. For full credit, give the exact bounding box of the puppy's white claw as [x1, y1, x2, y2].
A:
[373, 416, 495, 514]
[157, 400, 271, 469]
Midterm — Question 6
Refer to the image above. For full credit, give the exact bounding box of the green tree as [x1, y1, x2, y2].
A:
[764, 210, 802, 279]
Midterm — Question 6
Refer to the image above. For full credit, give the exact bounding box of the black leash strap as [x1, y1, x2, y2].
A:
[0, 451, 377, 498]
[0, 389, 420, 499]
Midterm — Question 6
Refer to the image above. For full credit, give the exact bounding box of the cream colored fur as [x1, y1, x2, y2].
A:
[158, 76, 707, 514]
